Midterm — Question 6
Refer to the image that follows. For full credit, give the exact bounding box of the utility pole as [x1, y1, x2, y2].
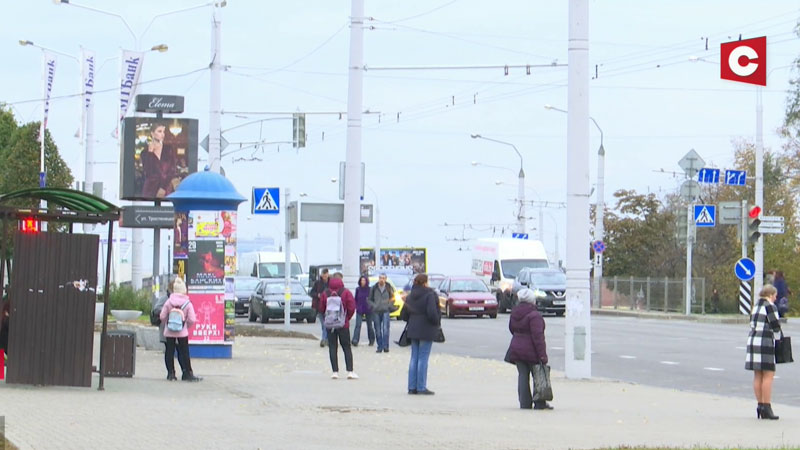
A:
[685, 204, 693, 315]
[754, 87, 764, 295]
[565, 0, 591, 379]
[342, 0, 365, 288]
[208, 3, 223, 173]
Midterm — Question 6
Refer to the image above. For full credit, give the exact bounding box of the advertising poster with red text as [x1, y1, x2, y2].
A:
[188, 292, 225, 344]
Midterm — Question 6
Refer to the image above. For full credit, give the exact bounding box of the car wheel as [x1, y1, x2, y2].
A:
[489, 313, 497, 319]
[307, 315, 316, 324]
[260, 312, 269, 324]
[248, 306, 257, 322]
[555, 311, 565, 317]
[446, 303, 455, 319]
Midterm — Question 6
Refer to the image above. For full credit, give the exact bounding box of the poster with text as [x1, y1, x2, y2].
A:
[189, 210, 237, 243]
[187, 240, 225, 288]
[174, 212, 189, 259]
[188, 292, 225, 344]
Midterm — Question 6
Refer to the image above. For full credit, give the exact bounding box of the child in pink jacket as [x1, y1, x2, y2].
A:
[159, 277, 201, 382]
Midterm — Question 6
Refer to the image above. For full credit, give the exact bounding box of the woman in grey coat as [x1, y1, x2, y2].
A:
[745, 284, 782, 420]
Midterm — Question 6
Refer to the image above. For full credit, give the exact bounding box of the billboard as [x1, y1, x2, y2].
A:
[120, 117, 198, 200]
[359, 247, 428, 275]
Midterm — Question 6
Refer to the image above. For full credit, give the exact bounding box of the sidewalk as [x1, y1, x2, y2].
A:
[2, 331, 798, 450]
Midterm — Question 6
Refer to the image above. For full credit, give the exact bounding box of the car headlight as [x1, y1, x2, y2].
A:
[533, 289, 547, 299]
[302, 301, 311, 307]
[266, 301, 280, 308]
[453, 300, 468, 305]
[485, 299, 498, 305]
[500, 281, 512, 292]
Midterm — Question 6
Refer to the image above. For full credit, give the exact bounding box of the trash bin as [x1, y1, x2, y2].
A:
[102, 330, 136, 377]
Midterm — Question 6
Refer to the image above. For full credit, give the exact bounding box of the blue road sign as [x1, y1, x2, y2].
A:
[252, 187, 280, 215]
[592, 240, 606, 254]
[735, 258, 756, 281]
[694, 204, 716, 227]
[697, 168, 720, 184]
[725, 170, 747, 186]
[511, 233, 528, 239]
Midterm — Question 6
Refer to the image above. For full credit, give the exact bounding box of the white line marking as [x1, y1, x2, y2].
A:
[660, 361, 679, 365]
[619, 355, 636, 359]
[735, 346, 745, 350]
[551, 346, 564, 350]
[703, 367, 725, 372]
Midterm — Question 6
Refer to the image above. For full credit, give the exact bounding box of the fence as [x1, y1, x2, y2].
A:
[594, 276, 706, 314]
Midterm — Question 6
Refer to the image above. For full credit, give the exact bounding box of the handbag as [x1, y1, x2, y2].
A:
[504, 347, 514, 365]
[532, 363, 554, 401]
[776, 334, 794, 364]
[434, 327, 445, 343]
[396, 325, 410, 347]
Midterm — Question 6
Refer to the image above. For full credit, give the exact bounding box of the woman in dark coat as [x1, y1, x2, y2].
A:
[352, 276, 375, 346]
[745, 284, 782, 419]
[773, 271, 790, 318]
[400, 273, 441, 395]
[506, 288, 551, 410]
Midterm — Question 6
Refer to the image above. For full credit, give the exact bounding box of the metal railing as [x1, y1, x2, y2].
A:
[594, 276, 706, 314]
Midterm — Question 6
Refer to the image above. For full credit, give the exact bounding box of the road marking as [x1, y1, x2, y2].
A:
[551, 346, 563, 350]
[703, 367, 725, 372]
[619, 355, 636, 359]
[660, 361, 679, 365]
[735, 346, 745, 350]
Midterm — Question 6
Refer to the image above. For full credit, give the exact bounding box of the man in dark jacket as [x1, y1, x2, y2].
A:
[506, 288, 550, 410]
[319, 277, 357, 379]
[310, 269, 330, 347]
[368, 273, 395, 353]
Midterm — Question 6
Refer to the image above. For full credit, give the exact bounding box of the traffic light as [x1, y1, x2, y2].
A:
[292, 113, 306, 148]
[748, 206, 761, 244]
[20, 217, 39, 233]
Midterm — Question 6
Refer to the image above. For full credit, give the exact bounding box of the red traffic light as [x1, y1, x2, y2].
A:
[749, 206, 762, 219]
[20, 217, 39, 233]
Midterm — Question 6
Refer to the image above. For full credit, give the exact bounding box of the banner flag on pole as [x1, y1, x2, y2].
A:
[117, 50, 144, 136]
[41, 51, 57, 134]
[79, 48, 95, 140]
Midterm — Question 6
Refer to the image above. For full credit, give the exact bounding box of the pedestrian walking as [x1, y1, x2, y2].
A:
[320, 277, 358, 380]
[505, 288, 552, 410]
[352, 275, 375, 347]
[158, 277, 202, 382]
[151, 278, 188, 376]
[310, 268, 330, 347]
[745, 284, 782, 420]
[368, 273, 395, 353]
[773, 271, 790, 319]
[401, 273, 440, 395]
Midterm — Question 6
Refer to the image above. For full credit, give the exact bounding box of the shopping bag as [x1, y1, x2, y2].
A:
[532, 363, 553, 401]
[395, 325, 410, 347]
[776, 336, 794, 364]
[434, 327, 445, 343]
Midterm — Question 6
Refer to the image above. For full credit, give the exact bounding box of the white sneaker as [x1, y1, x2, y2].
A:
[347, 372, 359, 380]
[331, 372, 339, 379]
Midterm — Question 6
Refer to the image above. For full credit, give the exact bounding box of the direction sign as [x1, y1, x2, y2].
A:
[697, 168, 720, 184]
[735, 258, 756, 281]
[120, 205, 175, 228]
[592, 240, 606, 254]
[511, 233, 529, 239]
[678, 149, 705, 177]
[694, 205, 716, 227]
[680, 180, 700, 202]
[725, 170, 747, 186]
[252, 187, 280, 215]
[718, 201, 744, 225]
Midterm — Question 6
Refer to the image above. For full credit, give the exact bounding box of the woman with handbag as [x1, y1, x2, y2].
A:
[401, 274, 441, 395]
[506, 288, 552, 410]
[745, 284, 783, 420]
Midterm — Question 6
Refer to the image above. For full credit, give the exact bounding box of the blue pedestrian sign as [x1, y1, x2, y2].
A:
[511, 233, 528, 239]
[725, 170, 747, 186]
[592, 240, 606, 254]
[735, 258, 756, 281]
[252, 187, 280, 215]
[694, 205, 716, 227]
[697, 168, 720, 184]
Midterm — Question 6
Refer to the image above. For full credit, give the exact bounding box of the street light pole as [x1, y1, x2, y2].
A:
[470, 134, 525, 234]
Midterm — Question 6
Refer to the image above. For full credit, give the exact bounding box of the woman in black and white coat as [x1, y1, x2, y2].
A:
[745, 284, 782, 420]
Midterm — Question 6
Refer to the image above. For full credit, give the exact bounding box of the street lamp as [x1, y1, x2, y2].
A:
[470, 134, 525, 234]
[545, 104, 605, 308]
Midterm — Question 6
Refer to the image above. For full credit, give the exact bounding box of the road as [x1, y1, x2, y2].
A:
[236, 313, 800, 406]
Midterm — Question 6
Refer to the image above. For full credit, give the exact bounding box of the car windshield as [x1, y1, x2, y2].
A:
[235, 278, 260, 291]
[449, 279, 489, 292]
[501, 259, 549, 279]
[259, 262, 303, 278]
[428, 276, 444, 289]
[531, 272, 566, 286]
[387, 274, 410, 289]
[263, 282, 307, 295]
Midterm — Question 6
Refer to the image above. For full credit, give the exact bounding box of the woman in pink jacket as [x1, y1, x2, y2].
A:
[159, 277, 201, 382]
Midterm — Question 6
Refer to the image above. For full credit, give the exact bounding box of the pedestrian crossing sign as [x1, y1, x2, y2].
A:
[693, 204, 716, 227]
[252, 187, 280, 215]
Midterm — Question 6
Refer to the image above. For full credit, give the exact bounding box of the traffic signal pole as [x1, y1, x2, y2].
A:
[755, 87, 764, 295]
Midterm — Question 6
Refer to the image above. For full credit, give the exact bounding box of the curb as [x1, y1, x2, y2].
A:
[591, 308, 749, 324]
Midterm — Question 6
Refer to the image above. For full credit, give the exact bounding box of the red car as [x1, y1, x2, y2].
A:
[436, 276, 498, 319]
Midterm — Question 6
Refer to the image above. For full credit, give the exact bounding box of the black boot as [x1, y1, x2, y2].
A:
[182, 372, 203, 382]
[761, 403, 779, 420]
[167, 372, 177, 381]
[757, 403, 764, 419]
[533, 401, 554, 410]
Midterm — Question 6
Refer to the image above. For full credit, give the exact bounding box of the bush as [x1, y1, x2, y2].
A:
[106, 284, 152, 315]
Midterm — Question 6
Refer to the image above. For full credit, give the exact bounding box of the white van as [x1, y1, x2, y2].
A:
[239, 251, 303, 279]
[471, 238, 549, 312]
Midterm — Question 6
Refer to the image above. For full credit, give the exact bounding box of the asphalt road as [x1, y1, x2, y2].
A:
[236, 313, 800, 406]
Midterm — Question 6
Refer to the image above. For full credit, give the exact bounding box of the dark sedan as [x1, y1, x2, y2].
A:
[248, 279, 315, 324]
[234, 276, 260, 316]
[436, 276, 498, 319]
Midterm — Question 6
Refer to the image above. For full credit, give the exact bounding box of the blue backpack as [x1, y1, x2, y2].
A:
[167, 300, 190, 332]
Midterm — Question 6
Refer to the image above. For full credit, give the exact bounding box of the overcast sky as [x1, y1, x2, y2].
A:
[3, 0, 800, 276]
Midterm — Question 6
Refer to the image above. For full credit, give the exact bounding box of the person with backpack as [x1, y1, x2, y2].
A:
[319, 277, 357, 379]
[151, 279, 188, 376]
[158, 277, 201, 382]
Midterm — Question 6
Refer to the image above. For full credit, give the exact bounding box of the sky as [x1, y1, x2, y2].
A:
[3, 0, 800, 278]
